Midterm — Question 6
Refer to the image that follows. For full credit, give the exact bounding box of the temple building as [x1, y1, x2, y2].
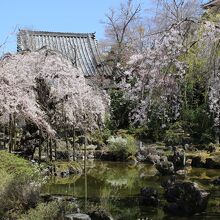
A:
[202, 0, 220, 9]
[17, 30, 112, 77]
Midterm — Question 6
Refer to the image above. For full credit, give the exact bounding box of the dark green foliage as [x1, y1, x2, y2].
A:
[181, 105, 214, 144]
[164, 122, 188, 146]
[89, 128, 112, 147]
[109, 88, 134, 129]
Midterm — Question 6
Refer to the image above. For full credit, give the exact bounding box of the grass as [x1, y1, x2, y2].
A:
[0, 150, 37, 176]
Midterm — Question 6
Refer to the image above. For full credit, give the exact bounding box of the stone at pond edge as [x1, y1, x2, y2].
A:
[156, 160, 175, 175]
[191, 156, 206, 168]
[54, 162, 82, 177]
[145, 154, 160, 164]
[163, 181, 209, 216]
[136, 147, 162, 164]
[205, 156, 220, 169]
[211, 177, 220, 185]
[207, 144, 216, 153]
[139, 187, 159, 206]
[65, 213, 91, 220]
[168, 149, 185, 170]
[88, 209, 113, 220]
[190, 151, 220, 170]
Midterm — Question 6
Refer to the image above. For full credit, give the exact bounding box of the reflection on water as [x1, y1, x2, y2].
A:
[42, 160, 220, 220]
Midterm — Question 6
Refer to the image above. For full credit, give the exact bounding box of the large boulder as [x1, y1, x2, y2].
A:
[205, 156, 220, 169]
[88, 209, 113, 220]
[97, 151, 117, 161]
[54, 162, 82, 177]
[191, 156, 206, 168]
[137, 147, 161, 164]
[139, 188, 159, 206]
[211, 177, 220, 185]
[161, 175, 177, 189]
[168, 148, 186, 170]
[145, 154, 160, 164]
[141, 147, 158, 155]
[207, 144, 216, 153]
[156, 160, 175, 175]
[136, 152, 146, 162]
[163, 181, 209, 216]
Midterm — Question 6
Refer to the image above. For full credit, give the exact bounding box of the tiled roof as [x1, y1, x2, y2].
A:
[17, 30, 112, 76]
[202, 0, 220, 9]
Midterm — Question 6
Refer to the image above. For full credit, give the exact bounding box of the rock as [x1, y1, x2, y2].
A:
[140, 147, 158, 156]
[65, 213, 91, 220]
[191, 156, 205, 168]
[99, 151, 117, 161]
[145, 154, 160, 164]
[41, 167, 51, 176]
[87, 152, 94, 159]
[69, 165, 82, 175]
[176, 169, 186, 175]
[211, 177, 220, 185]
[139, 188, 159, 206]
[183, 144, 189, 150]
[161, 175, 176, 189]
[88, 209, 113, 220]
[186, 159, 192, 166]
[168, 149, 186, 170]
[54, 162, 82, 177]
[160, 156, 168, 162]
[156, 161, 175, 175]
[207, 144, 216, 153]
[136, 152, 146, 162]
[205, 156, 220, 169]
[127, 155, 138, 165]
[164, 181, 209, 216]
[137, 146, 165, 164]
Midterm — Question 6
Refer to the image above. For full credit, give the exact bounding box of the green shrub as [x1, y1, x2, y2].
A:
[108, 88, 134, 130]
[164, 122, 187, 146]
[89, 128, 112, 146]
[19, 202, 59, 220]
[20, 201, 77, 220]
[107, 135, 137, 159]
[0, 151, 42, 217]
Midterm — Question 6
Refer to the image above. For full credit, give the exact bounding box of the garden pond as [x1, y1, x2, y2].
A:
[42, 160, 220, 220]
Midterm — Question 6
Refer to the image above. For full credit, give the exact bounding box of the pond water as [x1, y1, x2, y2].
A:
[42, 160, 220, 220]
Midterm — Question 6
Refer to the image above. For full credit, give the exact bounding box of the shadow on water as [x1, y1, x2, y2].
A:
[42, 160, 220, 220]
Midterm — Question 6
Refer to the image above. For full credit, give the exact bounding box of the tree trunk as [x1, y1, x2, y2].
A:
[49, 138, 53, 161]
[215, 126, 220, 145]
[3, 126, 6, 149]
[84, 136, 87, 174]
[54, 139, 57, 161]
[39, 145, 41, 162]
[72, 127, 75, 161]
[46, 135, 49, 159]
[64, 116, 70, 161]
[12, 113, 16, 151]
[8, 114, 12, 153]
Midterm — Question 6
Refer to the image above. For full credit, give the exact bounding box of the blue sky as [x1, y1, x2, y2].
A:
[0, 0, 154, 54]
